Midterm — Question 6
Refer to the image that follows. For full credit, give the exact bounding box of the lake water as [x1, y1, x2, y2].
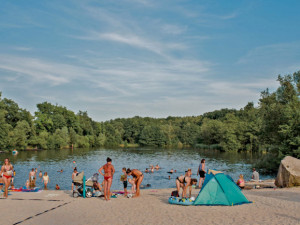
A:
[0, 148, 272, 190]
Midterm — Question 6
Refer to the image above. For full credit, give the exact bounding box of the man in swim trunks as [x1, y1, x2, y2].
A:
[29, 168, 36, 188]
[99, 157, 115, 201]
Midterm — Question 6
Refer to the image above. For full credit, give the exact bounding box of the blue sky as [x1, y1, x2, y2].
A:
[0, 0, 299, 121]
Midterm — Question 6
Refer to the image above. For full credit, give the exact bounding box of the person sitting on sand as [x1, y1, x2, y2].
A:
[251, 168, 259, 181]
[237, 174, 245, 189]
[176, 169, 194, 198]
[25, 180, 30, 189]
[98, 157, 115, 201]
[126, 168, 144, 197]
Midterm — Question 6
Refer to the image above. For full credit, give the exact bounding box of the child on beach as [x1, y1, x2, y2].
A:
[237, 174, 245, 189]
[120, 167, 128, 196]
[55, 184, 60, 190]
[42, 172, 49, 190]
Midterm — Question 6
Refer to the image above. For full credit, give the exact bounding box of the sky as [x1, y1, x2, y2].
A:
[0, 0, 299, 121]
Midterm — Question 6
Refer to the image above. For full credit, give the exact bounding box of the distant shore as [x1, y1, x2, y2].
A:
[1, 187, 300, 225]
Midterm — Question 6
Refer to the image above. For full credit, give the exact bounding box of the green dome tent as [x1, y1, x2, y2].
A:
[193, 170, 251, 206]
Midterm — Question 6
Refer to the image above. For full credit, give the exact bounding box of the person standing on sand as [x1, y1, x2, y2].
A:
[197, 159, 206, 188]
[126, 168, 144, 198]
[1, 158, 13, 198]
[99, 157, 115, 201]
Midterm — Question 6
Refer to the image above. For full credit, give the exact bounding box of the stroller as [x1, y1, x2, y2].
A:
[73, 172, 99, 198]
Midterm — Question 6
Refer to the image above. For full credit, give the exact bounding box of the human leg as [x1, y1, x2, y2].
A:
[107, 178, 112, 200]
[134, 175, 143, 197]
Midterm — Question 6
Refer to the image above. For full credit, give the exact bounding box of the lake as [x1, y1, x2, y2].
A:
[0, 148, 272, 190]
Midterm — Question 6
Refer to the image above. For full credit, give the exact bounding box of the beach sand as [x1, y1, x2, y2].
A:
[1, 187, 300, 225]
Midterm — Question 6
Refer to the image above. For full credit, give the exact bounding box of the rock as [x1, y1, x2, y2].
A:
[275, 156, 300, 188]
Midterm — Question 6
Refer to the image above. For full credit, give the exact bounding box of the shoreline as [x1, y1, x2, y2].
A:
[1, 187, 300, 225]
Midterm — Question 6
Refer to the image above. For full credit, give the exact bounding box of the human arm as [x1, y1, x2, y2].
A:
[98, 166, 104, 176]
[112, 165, 115, 177]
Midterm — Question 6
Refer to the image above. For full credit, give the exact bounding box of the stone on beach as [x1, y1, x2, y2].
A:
[275, 156, 300, 188]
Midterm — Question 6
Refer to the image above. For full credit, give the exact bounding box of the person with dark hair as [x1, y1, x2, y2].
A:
[1, 158, 13, 198]
[121, 167, 128, 196]
[176, 169, 195, 198]
[197, 159, 206, 188]
[72, 167, 78, 191]
[126, 168, 143, 197]
[99, 157, 115, 201]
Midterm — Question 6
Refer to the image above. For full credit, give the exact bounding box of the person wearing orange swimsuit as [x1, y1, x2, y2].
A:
[1, 158, 13, 198]
[98, 157, 115, 201]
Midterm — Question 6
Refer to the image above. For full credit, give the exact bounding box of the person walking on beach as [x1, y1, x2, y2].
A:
[197, 159, 206, 188]
[126, 168, 143, 198]
[42, 172, 50, 190]
[99, 157, 115, 201]
[1, 158, 13, 198]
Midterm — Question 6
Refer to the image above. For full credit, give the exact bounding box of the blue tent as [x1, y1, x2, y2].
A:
[193, 170, 251, 206]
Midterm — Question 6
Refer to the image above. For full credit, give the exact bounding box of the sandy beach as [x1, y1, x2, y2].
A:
[1, 187, 300, 225]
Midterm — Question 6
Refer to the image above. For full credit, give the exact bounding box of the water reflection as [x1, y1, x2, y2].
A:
[0, 148, 271, 190]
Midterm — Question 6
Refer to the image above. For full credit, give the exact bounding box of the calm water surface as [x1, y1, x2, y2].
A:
[0, 148, 272, 190]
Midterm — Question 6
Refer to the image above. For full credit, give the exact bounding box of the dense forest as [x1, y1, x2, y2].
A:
[0, 72, 299, 172]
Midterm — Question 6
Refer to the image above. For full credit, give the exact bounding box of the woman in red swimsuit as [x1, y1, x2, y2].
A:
[99, 157, 115, 201]
[1, 158, 14, 198]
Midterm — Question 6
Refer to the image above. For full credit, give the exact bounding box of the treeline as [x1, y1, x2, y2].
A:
[0, 71, 299, 172]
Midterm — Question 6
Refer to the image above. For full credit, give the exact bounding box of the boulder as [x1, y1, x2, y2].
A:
[275, 156, 300, 188]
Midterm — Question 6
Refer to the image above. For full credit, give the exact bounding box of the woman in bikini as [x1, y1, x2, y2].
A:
[1, 158, 14, 198]
[98, 157, 115, 201]
[126, 168, 143, 197]
[176, 169, 194, 198]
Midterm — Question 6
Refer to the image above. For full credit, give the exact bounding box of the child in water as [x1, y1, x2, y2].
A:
[42, 172, 50, 190]
[120, 167, 128, 196]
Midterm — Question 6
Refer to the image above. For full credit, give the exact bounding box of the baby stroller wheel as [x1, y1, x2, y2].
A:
[73, 191, 79, 198]
[86, 190, 93, 198]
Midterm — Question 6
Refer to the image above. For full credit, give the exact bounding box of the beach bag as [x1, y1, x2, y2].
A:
[171, 190, 179, 197]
